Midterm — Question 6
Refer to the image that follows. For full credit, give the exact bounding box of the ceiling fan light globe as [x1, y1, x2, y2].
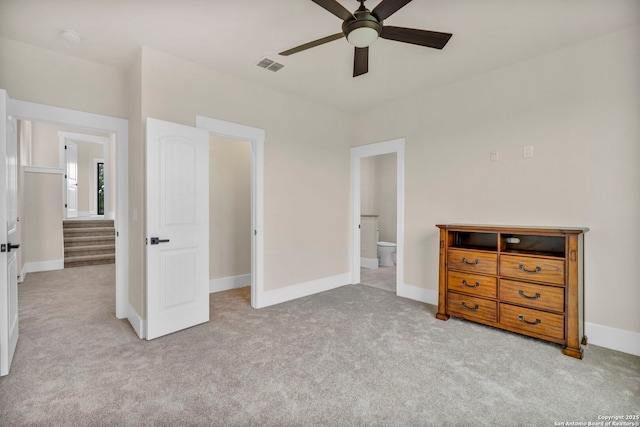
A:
[347, 27, 379, 48]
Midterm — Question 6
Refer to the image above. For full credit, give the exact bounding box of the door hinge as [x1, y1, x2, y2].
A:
[65, 145, 67, 150]
[64, 174, 67, 179]
[65, 204, 68, 208]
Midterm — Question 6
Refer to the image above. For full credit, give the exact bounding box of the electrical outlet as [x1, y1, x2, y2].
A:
[523, 145, 534, 158]
[490, 150, 499, 161]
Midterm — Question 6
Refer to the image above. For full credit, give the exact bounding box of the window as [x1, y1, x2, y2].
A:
[97, 162, 104, 215]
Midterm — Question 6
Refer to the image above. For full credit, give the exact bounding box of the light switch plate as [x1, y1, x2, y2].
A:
[523, 145, 534, 158]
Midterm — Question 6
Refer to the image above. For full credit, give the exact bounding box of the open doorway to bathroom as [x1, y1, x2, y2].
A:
[359, 153, 397, 292]
[350, 138, 405, 296]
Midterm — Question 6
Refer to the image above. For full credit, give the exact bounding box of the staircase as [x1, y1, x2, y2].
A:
[63, 219, 116, 268]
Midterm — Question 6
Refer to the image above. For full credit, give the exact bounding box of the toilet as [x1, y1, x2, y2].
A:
[377, 241, 397, 267]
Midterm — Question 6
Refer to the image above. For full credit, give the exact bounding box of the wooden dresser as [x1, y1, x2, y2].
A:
[435, 224, 588, 359]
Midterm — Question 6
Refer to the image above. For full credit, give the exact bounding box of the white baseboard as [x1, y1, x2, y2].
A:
[398, 283, 438, 305]
[22, 260, 64, 281]
[210, 274, 251, 293]
[360, 257, 378, 269]
[127, 304, 146, 339]
[585, 322, 640, 356]
[256, 273, 350, 309]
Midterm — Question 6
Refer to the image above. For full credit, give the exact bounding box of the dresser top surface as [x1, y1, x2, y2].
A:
[436, 224, 589, 234]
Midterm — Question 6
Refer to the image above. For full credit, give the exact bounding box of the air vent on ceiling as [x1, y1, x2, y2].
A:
[256, 57, 284, 72]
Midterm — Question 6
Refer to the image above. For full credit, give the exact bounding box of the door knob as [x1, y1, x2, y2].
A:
[150, 237, 170, 245]
[7, 243, 20, 252]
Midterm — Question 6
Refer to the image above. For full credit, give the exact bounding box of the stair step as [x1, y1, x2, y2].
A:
[63, 220, 114, 229]
[64, 253, 115, 268]
[63, 227, 115, 237]
[65, 244, 115, 256]
[62, 220, 116, 267]
[64, 236, 115, 247]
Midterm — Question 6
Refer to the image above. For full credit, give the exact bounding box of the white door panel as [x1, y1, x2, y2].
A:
[65, 141, 78, 218]
[146, 118, 209, 340]
[1, 89, 19, 376]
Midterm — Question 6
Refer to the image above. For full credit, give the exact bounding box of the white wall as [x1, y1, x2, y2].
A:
[23, 172, 63, 264]
[0, 38, 127, 118]
[376, 153, 397, 243]
[360, 153, 397, 243]
[137, 47, 352, 316]
[209, 135, 251, 280]
[352, 26, 640, 335]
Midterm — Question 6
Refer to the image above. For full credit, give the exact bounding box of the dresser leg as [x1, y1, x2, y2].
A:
[581, 335, 588, 345]
[436, 312, 450, 321]
[562, 346, 584, 359]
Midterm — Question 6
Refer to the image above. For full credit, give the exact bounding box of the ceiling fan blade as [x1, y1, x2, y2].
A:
[311, 0, 354, 21]
[279, 33, 345, 56]
[372, 0, 413, 21]
[353, 47, 369, 77]
[380, 26, 452, 49]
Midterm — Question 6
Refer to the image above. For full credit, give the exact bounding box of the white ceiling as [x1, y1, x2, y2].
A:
[1, 0, 639, 112]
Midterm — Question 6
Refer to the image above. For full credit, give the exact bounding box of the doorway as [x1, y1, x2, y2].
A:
[359, 152, 397, 292]
[10, 99, 128, 319]
[208, 135, 252, 297]
[196, 115, 265, 309]
[58, 131, 110, 219]
[350, 139, 406, 296]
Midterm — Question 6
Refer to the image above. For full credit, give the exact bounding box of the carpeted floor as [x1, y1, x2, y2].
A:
[1, 264, 639, 426]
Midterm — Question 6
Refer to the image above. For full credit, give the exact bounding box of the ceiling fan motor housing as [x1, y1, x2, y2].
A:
[342, 8, 382, 44]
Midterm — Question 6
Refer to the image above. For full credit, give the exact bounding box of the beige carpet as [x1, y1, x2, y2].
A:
[1, 264, 638, 426]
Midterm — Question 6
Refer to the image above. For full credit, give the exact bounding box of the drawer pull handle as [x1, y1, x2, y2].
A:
[462, 280, 480, 288]
[462, 258, 479, 265]
[519, 264, 541, 274]
[518, 315, 541, 326]
[461, 302, 479, 311]
[518, 290, 541, 300]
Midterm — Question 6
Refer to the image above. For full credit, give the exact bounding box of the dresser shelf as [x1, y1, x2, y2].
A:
[436, 224, 588, 359]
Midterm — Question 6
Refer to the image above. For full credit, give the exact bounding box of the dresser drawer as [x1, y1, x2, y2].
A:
[448, 249, 497, 275]
[500, 255, 565, 285]
[447, 292, 497, 323]
[499, 303, 564, 340]
[448, 271, 497, 298]
[500, 279, 564, 312]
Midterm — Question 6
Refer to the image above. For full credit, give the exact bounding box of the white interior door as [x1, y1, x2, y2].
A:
[65, 141, 78, 218]
[146, 117, 209, 340]
[0, 89, 19, 376]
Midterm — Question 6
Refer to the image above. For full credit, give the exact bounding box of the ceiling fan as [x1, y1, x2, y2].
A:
[279, 0, 452, 77]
